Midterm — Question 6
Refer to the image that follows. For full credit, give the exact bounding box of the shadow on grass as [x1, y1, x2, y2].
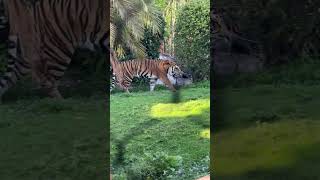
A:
[112, 98, 210, 170]
[185, 114, 210, 129]
[112, 119, 160, 168]
[1, 76, 105, 103]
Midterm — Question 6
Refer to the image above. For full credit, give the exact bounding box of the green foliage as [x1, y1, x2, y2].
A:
[125, 152, 183, 179]
[142, 17, 166, 59]
[111, 0, 163, 57]
[154, 0, 167, 10]
[215, 0, 320, 65]
[118, 16, 165, 60]
[216, 58, 320, 88]
[175, 0, 210, 81]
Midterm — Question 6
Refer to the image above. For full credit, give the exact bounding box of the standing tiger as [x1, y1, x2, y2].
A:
[110, 50, 184, 93]
[0, 0, 108, 100]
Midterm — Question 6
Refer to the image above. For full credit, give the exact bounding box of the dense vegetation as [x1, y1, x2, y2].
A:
[215, 0, 320, 66]
[175, 0, 210, 81]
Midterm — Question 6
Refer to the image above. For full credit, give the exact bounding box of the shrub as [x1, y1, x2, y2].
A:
[125, 152, 183, 179]
[175, 0, 210, 81]
[142, 17, 165, 59]
[215, 58, 320, 88]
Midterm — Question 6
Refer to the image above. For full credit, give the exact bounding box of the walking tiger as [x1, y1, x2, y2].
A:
[0, 0, 108, 100]
[110, 50, 185, 93]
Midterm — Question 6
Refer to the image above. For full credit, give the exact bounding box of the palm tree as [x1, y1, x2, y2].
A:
[111, 0, 162, 58]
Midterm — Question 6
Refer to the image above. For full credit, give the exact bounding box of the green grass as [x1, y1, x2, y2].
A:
[213, 84, 320, 180]
[0, 75, 108, 180]
[110, 82, 210, 179]
[0, 97, 107, 180]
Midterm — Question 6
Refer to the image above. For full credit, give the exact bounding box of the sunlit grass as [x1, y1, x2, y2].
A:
[214, 85, 320, 179]
[214, 119, 320, 176]
[200, 129, 210, 139]
[150, 99, 210, 118]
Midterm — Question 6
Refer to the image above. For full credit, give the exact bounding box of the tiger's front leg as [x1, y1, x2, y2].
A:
[38, 74, 63, 99]
[158, 75, 176, 92]
[35, 53, 70, 99]
[47, 85, 63, 99]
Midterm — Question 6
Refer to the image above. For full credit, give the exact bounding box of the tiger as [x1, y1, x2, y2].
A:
[109, 57, 180, 92]
[0, 0, 108, 100]
[110, 66, 179, 92]
[110, 50, 184, 93]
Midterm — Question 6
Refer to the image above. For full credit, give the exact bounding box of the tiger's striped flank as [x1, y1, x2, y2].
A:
[0, 0, 108, 100]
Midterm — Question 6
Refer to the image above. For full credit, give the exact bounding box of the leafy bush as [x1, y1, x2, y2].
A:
[112, 152, 210, 180]
[142, 17, 165, 59]
[125, 152, 183, 179]
[215, 0, 320, 65]
[216, 58, 320, 88]
[175, 0, 210, 81]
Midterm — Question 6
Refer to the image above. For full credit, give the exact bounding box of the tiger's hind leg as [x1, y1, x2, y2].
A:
[149, 77, 157, 91]
[118, 80, 131, 93]
[43, 70, 64, 99]
[110, 72, 116, 93]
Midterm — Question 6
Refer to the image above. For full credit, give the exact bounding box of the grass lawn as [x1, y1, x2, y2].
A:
[0, 77, 108, 180]
[213, 84, 320, 180]
[110, 82, 210, 179]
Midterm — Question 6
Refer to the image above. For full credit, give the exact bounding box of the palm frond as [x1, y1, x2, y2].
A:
[111, 0, 162, 58]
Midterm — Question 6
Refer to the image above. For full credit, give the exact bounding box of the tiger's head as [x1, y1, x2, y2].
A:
[162, 60, 184, 78]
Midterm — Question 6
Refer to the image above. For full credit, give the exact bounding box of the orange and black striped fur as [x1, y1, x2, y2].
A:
[110, 51, 184, 93]
[0, 0, 108, 100]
